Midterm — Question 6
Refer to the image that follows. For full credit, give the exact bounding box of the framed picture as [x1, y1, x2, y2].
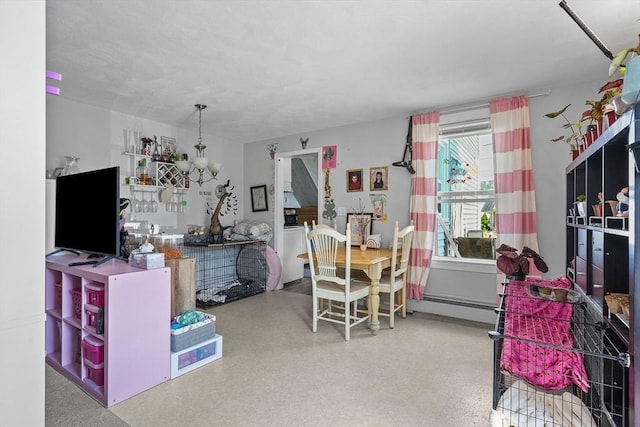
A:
[250, 185, 269, 212]
[346, 213, 373, 246]
[322, 145, 337, 169]
[161, 136, 176, 156]
[346, 168, 363, 192]
[371, 194, 387, 220]
[369, 166, 388, 191]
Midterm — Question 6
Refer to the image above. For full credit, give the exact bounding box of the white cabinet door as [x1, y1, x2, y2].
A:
[282, 227, 305, 283]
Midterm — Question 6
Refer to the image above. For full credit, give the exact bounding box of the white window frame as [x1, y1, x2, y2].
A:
[433, 120, 495, 267]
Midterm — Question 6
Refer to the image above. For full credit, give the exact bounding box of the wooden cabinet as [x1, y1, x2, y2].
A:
[565, 104, 638, 425]
[45, 254, 171, 407]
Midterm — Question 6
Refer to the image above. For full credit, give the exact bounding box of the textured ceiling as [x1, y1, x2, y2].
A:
[46, 1, 639, 144]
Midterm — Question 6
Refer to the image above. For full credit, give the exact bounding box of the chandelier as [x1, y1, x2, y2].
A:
[175, 104, 222, 186]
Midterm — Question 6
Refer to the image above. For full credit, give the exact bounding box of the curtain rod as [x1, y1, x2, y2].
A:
[413, 90, 551, 117]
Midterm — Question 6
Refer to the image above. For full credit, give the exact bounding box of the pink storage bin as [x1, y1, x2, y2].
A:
[84, 304, 99, 328]
[85, 283, 104, 307]
[82, 335, 104, 365]
[84, 359, 104, 386]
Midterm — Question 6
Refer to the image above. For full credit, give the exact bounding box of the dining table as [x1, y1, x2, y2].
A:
[298, 246, 396, 335]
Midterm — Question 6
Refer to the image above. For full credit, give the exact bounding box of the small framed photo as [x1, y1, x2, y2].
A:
[346, 168, 363, 192]
[161, 136, 177, 156]
[250, 185, 269, 212]
[346, 213, 373, 246]
[369, 166, 388, 191]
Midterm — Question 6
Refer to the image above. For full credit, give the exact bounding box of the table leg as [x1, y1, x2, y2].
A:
[368, 264, 382, 335]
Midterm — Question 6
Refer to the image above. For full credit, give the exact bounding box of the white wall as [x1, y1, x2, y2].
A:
[0, 2, 46, 425]
[243, 116, 412, 245]
[242, 81, 604, 322]
[46, 96, 245, 234]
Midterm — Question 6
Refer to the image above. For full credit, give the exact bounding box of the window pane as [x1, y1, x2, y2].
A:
[437, 132, 495, 260]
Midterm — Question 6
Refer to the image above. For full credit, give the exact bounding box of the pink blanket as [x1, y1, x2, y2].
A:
[501, 278, 589, 392]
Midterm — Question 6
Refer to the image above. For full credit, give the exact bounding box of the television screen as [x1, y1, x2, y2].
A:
[54, 166, 121, 258]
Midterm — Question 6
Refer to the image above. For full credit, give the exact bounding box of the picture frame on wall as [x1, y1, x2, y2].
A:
[346, 213, 373, 246]
[346, 168, 363, 192]
[161, 136, 177, 156]
[369, 166, 388, 191]
[250, 185, 269, 212]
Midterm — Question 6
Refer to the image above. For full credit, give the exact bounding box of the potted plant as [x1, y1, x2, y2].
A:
[575, 194, 587, 217]
[609, 33, 640, 76]
[609, 33, 640, 104]
[495, 244, 549, 280]
[480, 212, 491, 237]
[598, 79, 625, 126]
[544, 104, 587, 158]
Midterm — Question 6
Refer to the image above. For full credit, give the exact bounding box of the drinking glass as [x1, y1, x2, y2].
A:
[133, 192, 142, 213]
[151, 193, 159, 213]
[123, 128, 131, 153]
[142, 192, 150, 213]
[178, 195, 185, 213]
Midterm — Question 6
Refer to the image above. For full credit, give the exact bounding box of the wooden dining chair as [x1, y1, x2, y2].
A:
[379, 221, 414, 328]
[304, 222, 370, 341]
[311, 219, 333, 230]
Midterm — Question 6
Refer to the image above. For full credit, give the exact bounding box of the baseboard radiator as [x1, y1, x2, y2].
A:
[420, 295, 495, 311]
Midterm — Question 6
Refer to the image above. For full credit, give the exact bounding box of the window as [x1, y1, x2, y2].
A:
[436, 120, 495, 261]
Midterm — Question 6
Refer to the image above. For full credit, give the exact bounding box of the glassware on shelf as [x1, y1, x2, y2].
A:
[142, 192, 150, 213]
[123, 129, 132, 153]
[137, 159, 149, 185]
[133, 130, 141, 154]
[178, 194, 185, 213]
[60, 156, 80, 175]
[151, 193, 159, 213]
[133, 192, 142, 213]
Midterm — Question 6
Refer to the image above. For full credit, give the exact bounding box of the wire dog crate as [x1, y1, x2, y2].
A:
[489, 278, 630, 426]
[180, 241, 267, 307]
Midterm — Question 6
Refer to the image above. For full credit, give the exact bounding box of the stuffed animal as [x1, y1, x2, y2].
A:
[616, 187, 629, 216]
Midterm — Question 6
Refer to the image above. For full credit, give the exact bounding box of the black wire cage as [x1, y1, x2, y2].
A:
[180, 241, 268, 307]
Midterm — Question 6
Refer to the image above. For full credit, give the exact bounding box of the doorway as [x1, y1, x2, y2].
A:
[273, 148, 322, 289]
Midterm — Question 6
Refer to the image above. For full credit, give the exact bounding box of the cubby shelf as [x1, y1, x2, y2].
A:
[45, 254, 171, 407]
[565, 103, 639, 425]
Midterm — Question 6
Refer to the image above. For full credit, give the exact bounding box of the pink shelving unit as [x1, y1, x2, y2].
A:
[45, 254, 171, 407]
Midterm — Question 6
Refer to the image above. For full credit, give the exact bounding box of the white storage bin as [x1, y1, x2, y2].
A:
[170, 334, 223, 379]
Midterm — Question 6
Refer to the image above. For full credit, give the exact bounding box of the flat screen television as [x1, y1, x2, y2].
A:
[52, 166, 122, 265]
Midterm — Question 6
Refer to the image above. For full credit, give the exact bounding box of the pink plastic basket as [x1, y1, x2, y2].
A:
[70, 288, 82, 319]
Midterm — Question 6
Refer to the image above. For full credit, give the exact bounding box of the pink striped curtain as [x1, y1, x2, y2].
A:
[407, 112, 440, 300]
[489, 95, 542, 280]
